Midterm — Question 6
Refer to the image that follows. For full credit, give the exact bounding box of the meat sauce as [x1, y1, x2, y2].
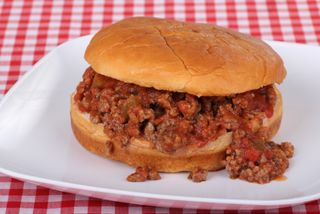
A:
[74, 67, 294, 183]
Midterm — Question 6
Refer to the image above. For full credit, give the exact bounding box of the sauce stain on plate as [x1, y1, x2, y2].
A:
[275, 175, 287, 181]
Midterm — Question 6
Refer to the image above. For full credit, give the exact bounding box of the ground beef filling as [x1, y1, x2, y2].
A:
[74, 67, 294, 183]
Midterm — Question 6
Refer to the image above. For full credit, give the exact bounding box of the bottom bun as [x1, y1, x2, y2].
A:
[70, 87, 282, 172]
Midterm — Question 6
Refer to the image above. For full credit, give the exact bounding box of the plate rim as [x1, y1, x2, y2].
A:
[1, 167, 320, 206]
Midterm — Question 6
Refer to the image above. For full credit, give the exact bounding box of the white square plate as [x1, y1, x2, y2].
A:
[1, 35, 320, 210]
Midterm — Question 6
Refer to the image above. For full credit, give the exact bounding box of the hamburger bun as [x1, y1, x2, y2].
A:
[85, 17, 286, 96]
[70, 86, 282, 172]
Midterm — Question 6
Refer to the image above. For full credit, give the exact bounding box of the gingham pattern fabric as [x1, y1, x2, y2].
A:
[0, 0, 320, 213]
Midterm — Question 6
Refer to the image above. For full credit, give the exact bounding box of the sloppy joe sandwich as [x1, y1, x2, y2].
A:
[71, 17, 294, 183]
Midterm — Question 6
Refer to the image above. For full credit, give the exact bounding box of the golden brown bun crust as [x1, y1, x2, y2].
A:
[70, 86, 283, 172]
[85, 17, 286, 96]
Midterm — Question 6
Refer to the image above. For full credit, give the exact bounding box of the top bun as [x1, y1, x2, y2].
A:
[85, 17, 286, 96]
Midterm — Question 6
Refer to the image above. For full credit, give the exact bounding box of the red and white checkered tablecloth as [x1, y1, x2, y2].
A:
[1, 0, 320, 213]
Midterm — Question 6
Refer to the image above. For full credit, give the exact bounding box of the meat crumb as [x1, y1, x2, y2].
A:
[225, 138, 294, 184]
[188, 168, 208, 182]
[280, 141, 294, 158]
[127, 166, 161, 182]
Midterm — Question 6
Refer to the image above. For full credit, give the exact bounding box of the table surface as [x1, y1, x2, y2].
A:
[1, 0, 320, 213]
